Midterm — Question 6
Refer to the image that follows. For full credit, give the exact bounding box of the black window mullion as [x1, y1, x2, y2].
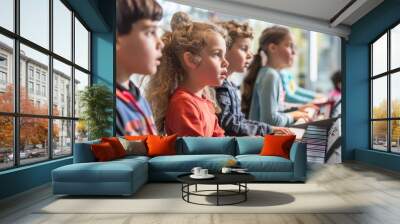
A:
[0, 27, 17, 40]
[370, 45, 373, 149]
[387, 29, 391, 152]
[74, 64, 90, 74]
[71, 11, 76, 153]
[388, 30, 393, 152]
[13, 0, 20, 167]
[49, 0, 53, 160]
[371, 72, 390, 79]
[88, 31, 91, 74]
[372, 118, 399, 121]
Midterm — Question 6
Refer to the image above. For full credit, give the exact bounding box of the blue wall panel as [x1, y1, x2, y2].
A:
[345, 0, 400, 171]
[92, 33, 114, 87]
[65, 0, 110, 32]
[0, 158, 72, 199]
[343, 44, 369, 160]
[91, 0, 115, 135]
[355, 149, 400, 172]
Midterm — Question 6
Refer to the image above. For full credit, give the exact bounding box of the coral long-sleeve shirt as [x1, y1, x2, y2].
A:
[165, 88, 225, 137]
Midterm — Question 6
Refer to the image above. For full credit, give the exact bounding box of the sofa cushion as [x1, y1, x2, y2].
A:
[91, 142, 118, 161]
[118, 138, 147, 156]
[235, 137, 264, 155]
[147, 135, 177, 157]
[260, 134, 296, 159]
[101, 137, 127, 158]
[236, 155, 293, 172]
[177, 137, 235, 155]
[148, 154, 235, 172]
[52, 157, 149, 195]
[52, 158, 147, 183]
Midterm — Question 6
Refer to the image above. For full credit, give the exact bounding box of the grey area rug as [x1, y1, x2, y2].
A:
[38, 183, 363, 214]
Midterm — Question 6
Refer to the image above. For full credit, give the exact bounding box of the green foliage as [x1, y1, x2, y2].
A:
[79, 84, 113, 140]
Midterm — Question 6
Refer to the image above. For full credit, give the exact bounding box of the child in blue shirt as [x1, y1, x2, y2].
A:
[242, 26, 313, 126]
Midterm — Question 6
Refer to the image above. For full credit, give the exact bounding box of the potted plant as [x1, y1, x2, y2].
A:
[79, 84, 113, 140]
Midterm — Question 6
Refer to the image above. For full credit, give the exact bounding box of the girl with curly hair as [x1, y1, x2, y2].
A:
[146, 12, 229, 136]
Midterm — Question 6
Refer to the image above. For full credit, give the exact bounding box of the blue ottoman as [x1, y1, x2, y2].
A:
[52, 156, 148, 196]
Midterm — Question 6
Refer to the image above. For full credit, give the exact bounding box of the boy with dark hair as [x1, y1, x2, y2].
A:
[116, 0, 164, 136]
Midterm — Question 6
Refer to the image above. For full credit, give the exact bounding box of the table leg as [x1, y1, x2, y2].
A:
[245, 183, 247, 201]
[181, 184, 183, 199]
[187, 184, 190, 202]
[217, 184, 219, 206]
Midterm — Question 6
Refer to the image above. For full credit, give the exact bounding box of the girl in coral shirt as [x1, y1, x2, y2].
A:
[146, 12, 229, 137]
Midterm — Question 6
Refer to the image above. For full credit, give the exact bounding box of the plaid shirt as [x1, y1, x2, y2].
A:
[215, 80, 272, 136]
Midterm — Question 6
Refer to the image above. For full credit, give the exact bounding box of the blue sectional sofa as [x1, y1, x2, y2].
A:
[52, 137, 306, 196]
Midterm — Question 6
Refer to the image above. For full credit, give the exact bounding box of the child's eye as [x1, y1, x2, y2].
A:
[145, 29, 157, 36]
[214, 52, 223, 58]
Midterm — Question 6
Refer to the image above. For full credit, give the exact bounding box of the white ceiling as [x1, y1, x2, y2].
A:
[169, 0, 384, 38]
[226, 0, 352, 23]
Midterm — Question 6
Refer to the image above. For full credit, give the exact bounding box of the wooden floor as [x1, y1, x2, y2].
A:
[1, 162, 400, 224]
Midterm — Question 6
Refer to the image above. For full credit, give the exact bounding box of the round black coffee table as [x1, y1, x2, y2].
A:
[177, 173, 255, 206]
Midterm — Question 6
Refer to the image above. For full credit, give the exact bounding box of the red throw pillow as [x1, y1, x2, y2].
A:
[91, 142, 117, 161]
[260, 134, 296, 159]
[146, 134, 177, 157]
[101, 137, 126, 158]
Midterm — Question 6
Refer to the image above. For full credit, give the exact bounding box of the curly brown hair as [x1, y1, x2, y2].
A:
[217, 20, 253, 49]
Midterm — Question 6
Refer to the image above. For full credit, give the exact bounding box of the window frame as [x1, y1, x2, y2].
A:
[0, 0, 92, 171]
[370, 19, 400, 154]
[0, 71, 7, 86]
[0, 53, 8, 90]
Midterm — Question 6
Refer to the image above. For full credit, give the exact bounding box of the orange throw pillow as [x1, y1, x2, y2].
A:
[260, 134, 296, 159]
[125, 135, 148, 141]
[91, 142, 117, 161]
[146, 135, 177, 157]
[101, 137, 126, 158]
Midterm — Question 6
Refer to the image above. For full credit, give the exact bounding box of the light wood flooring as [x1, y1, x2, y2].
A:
[1, 162, 400, 224]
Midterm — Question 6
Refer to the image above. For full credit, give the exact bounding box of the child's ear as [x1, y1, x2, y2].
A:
[183, 52, 200, 69]
[267, 43, 277, 53]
